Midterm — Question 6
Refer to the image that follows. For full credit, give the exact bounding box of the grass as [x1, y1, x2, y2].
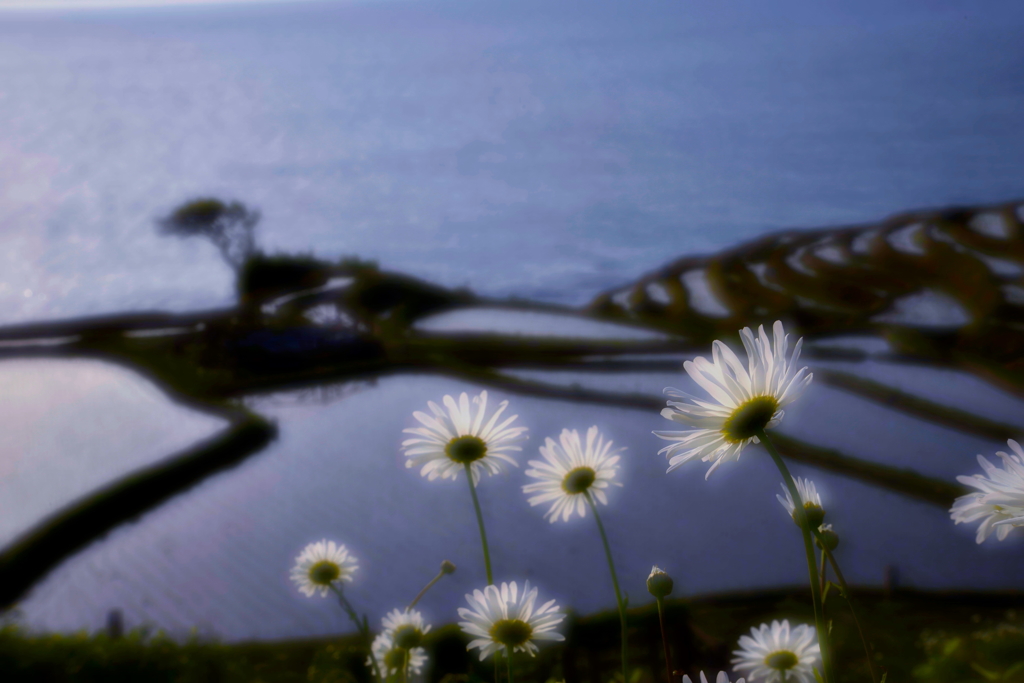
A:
[2, 588, 1023, 682]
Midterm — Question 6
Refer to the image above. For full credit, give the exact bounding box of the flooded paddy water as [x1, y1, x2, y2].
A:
[2, 309, 1022, 641]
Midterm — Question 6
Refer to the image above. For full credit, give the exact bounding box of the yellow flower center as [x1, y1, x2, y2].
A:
[764, 650, 799, 671]
[393, 625, 423, 649]
[489, 619, 533, 647]
[308, 560, 341, 586]
[562, 467, 597, 494]
[446, 435, 488, 464]
[721, 395, 779, 442]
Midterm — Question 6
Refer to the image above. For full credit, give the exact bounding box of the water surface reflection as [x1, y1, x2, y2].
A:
[5, 325, 1024, 640]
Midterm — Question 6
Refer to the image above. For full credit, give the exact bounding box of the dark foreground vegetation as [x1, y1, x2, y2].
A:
[2, 589, 1022, 683]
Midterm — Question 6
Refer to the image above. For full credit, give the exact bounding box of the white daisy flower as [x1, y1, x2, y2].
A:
[368, 630, 429, 677]
[731, 620, 820, 683]
[951, 439, 1024, 543]
[654, 321, 812, 479]
[402, 391, 528, 484]
[458, 581, 565, 661]
[382, 607, 432, 649]
[522, 426, 623, 523]
[290, 540, 358, 598]
[776, 477, 825, 528]
[683, 673, 746, 683]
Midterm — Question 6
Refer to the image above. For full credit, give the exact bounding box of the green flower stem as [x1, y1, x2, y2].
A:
[464, 463, 494, 585]
[585, 492, 628, 683]
[402, 649, 409, 683]
[408, 569, 444, 610]
[813, 529, 878, 683]
[506, 645, 514, 683]
[329, 584, 383, 683]
[757, 429, 834, 683]
[820, 547, 828, 596]
[656, 596, 673, 683]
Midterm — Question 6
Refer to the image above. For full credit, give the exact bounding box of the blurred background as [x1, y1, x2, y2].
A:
[0, 0, 1023, 645]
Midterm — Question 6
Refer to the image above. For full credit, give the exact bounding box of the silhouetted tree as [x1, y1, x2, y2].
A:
[157, 198, 260, 271]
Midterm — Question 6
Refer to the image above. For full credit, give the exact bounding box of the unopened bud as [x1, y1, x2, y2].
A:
[647, 565, 673, 599]
[816, 525, 839, 551]
[440, 560, 456, 575]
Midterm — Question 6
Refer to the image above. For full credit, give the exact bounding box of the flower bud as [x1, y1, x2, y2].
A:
[647, 565, 674, 599]
[440, 560, 456, 575]
[816, 525, 839, 551]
